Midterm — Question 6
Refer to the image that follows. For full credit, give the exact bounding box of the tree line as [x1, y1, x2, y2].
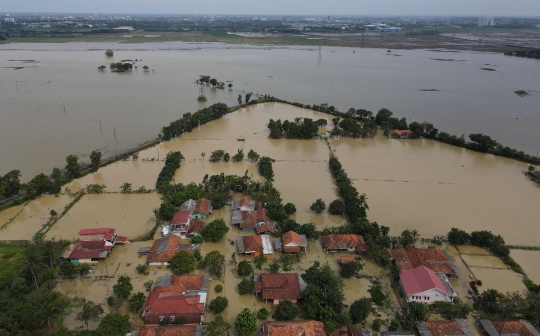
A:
[161, 103, 229, 140]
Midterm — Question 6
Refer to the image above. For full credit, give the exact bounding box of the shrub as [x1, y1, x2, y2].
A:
[237, 260, 254, 277]
[208, 296, 229, 314]
[170, 250, 196, 275]
[136, 264, 148, 274]
[310, 198, 326, 213]
[350, 298, 371, 323]
[257, 307, 270, 320]
[372, 319, 382, 332]
[284, 203, 297, 214]
[191, 235, 203, 244]
[238, 278, 253, 295]
[275, 300, 299, 321]
[328, 199, 346, 215]
[215, 284, 223, 293]
[129, 292, 146, 312]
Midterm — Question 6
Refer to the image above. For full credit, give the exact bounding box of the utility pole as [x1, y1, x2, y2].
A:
[318, 46, 321, 60]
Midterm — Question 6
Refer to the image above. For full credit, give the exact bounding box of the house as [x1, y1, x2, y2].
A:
[142, 274, 209, 325]
[169, 210, 192, 236]
[146, 234, 199, 266]
[274, 231, 308, 253]
[330, 325, 372, 336]
[186, 219, 205, 237]
[417, 319, 474, 336]
[339, 255, 357, 264]
[226, 190, 235, 199]
[261, 321, 326, 336]
[238, 206, 276, 233]
[384, 248, 458, 278]
[138, 325, 203, 336]
[480, 320, 540, 336]
[179, 199, 196, 212]
[253, 273, 306, 304]
[321, 234, 367, 253]
[393, 129, 412, 139]
[59, 240, 110, 263]
[530, 171, 540, 179]
[231, 197, 256, 212]
[192, 198, 212, 218]
[78, 228, 127, 245]
[237, 235, 273, 256]
[400, 266, 457, 304]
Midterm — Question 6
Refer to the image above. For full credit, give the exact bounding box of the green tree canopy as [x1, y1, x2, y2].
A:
[208, 315, 231, 336]
[129, 292, 146, 312]
[238, 278, 253, 295]
[339, 260, 363, 278]
[275, 300, 299, 321]
[76, 298, 104, 328]
[65, 154, 82, 178]
[113, 275, 132, 300]
[284, 203, 296, 214]
[202, 219, 229, 242]
[237, 260, 254, 277]
[447, 228, 471, 245]
[208, 296, 229, 314]
[90, 150, 102, 168]
[235, 308, 257, 336]
[328, 199, 346, 215]
[310, 198, 326, 213]
[201, 250, 226, 279]
[96, 312, 130, 336]
[170, 250, 196, 275]
[350, 298, 371, 323]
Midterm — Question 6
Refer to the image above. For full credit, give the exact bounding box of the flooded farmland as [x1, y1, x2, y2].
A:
[510, 250, 540, 284]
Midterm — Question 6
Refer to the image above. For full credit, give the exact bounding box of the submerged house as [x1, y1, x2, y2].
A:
[192, 198, 212, 219]
[393, 129, 412, 139]
[237, 235, 273, 256]
[146, 234, 199, 266]
[231, 197, 256, 212]
[253, 273, 306, 304]
[321, 234, 367, 253]
[78, 227, 127, 245]
[330, 325, 372, 336]
[417, 319, 474, 336]
[238, 205, 276, 234]
[480, 319, 540, 336]
[274, 231, 308, 253]
[167, 210, 192, 237]
[138, 325, 203, 336]
[186, 219, 205, 237]
[384, 247, 458, 278]
[261, 321, 326, 336]
[142, 274, 209, 325]
[59, 240, 111, 263]
[400, 266, 457, 304]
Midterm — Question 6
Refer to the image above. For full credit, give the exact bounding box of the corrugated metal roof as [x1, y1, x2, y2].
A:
[436, 272, 457, 297]
[155, 275, 172, 287]
[300, 234, 308, 247]
[237, 236, 245, 253]
[274, 238, 283, 251]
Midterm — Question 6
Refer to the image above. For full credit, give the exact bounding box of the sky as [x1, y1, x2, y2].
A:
[0, 0, 539, 16]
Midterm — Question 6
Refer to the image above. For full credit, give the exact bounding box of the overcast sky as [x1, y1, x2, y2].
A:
[1, 0, 539, 16]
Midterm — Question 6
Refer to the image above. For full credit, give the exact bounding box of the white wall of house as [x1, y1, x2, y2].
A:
[405, 288, 451, 304]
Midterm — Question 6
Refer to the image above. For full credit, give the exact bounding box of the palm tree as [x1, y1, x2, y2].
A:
[21, 246, 42, 289]
[120, 182, 132, 193]
[359, 193, 369, 210]
[132, 153, 139, 161]
[42, 241, 56, 268]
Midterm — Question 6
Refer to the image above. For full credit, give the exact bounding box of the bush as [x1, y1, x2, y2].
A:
[202, 219, 229, 242]
[238, 278, 253, 295]
[107, 296, 117, 307]
[372, 319, 382, 332]
[113, 276, 132, 300]
[170, 250, 196, 275]
[254, 255, 267, 270]
[389, 319, 400, 331]
[350, 298, 371, 323]
[257, 307, 270, 320]
[328, 199, 346, 215]
[191, 235, 203, 244]
[193, 249, 202, 261]
[275, 300, 299, 321]
[339, 260, 363, 278]
[310, 198, 326, 213]
[215, 284, 223, 293]
[129, 292, 146, 312]
[237, 260, 254, 277]
[447, 228, 471, 245]
[136, 264, 148, 274]
[208, 296, 229, 314]
[284, 203, 297, 214]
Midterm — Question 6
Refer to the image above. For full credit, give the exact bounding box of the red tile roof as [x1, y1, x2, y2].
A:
[239, 197, 251, 208]
[322, 234, 367, 252]
[340, 256, 356, 264]
[146, 234, 184, 264]
[386, 248, 456, 276]
[491, 320, 537, 336]
[143, 293, 203, 318]
[423, 320, 467, 336]
[193, 198, 211, 215]
[226, 190, 235, 198]
[282, 231, 302, 253]
[243, 235, 264, 252]
[400, 266, 447, 295]
[330, 325, 364, 336]
[138, 325, 199, 336]
[67, 240, 108, 259]
[171, 211, 191, 225]
[256, 223, 276, 234]
[186, 219, 205, 237]
[78, 228, 115, 235]
[240, 208, 275, 230]
[255, 273, 301, 300]
[154, 275, 205, 294]
[262, 321, 325, 336]
[394, 129, 412, 136]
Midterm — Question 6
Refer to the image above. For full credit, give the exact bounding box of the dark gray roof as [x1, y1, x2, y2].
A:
[237, 236, 245, 253]
[137, 246, 151, 254]
[362, 329, 372, 336]
[155, 275, 172, 287]
[300, 234, 309, 247]
[436, 272, 457, 297]
[201, 274, 210, 291]
[442, 249, 460, 276]
[231, 210, 243, 225]
[180, 199, 196, 211]
[157, 234, 172, 254]
[274, 238, 283, 251]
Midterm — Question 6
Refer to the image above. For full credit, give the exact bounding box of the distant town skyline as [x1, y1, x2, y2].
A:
[0, 0, 539, 17]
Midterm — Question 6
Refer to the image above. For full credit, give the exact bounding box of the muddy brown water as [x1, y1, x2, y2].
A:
[510, 250, 540, 284]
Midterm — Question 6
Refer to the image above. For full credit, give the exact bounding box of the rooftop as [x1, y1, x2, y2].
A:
[186, 219, 205, 237]
[254, 273, 304, 300]
[417, 319, 474, 336]
[261, 320, 326, 336]
[146, 234, 191, 263]
[193, 198, 212, 215]
[171, 210, 191, 225]
[400, 266, 447, 295]
[386, 248, 457, 276]
[78, 228, 115, 235]
[330, 325, 371, 336]
[322, 234, 367, 252]
[138, 325, 202, 336]
[480, 320, 540, 336]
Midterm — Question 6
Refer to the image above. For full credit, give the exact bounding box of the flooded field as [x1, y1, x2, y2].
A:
[460, 254, 508, 269]
[1, 44, 539, 180]
[47, 193, 161, 241]
[510, 249, 540, 284]
[0, 194, 73, 240]
[331, 136, 540, 245]
[0, 204, 25, 229]
[469, 267, 527, 294]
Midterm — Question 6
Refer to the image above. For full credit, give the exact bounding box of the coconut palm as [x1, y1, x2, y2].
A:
[120, 182, 132, 193]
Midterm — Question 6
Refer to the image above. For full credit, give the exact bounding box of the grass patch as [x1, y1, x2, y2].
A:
[514, 90, 529, 97]
[368, 280, 390, 308]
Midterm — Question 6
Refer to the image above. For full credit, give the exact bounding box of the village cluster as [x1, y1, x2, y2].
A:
[56, 193, 540, 336]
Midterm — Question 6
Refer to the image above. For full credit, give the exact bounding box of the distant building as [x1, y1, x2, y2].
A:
[59, 240, 110, 263]
[480, 319, 540, 336]
[113, 26, 134, 31]
[294, 22, 304, 31]
[261, 321, 326, 336]
[478, 17, 495, 27]
[377, 27, 401, 32]
[400, 266, 457, 304]
[384, 247, 458, 278]
[78, 228, 127, 246]
[393, 129, 413, 139]
[238, 203, 276, 233]
[331, 325, 372, 336]
[417, 319, 474, 336]
[321, 234, 367, 253]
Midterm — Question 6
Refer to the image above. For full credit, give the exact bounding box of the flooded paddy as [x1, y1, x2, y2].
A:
[47, 193, 161, 241]
[469, 267, 527, 294]
[0, 194, 73, 240]
[510, 249, 540, 284]
[460, 254, 508, 269]
[0, 204, 25, 229]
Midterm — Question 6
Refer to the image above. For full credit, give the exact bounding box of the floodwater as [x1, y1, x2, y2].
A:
[0, 194, 73, 240]
[460, 255, 508, 269]
[331, 136, 540, 246]
[1, 43, 539, 180]
[0, 204, 25, 230]
[469, 267, 527, 294]
[47, 193, 161, 241]
[510, 250, 540, 284]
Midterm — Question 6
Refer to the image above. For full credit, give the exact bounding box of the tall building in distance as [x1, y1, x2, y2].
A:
[478, 17, 495, 27]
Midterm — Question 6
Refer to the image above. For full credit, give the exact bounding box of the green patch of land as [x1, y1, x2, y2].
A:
[515, 90, 529, 97]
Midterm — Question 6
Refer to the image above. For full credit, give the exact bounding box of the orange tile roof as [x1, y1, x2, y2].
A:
[256, 273, 301, 300]
[186, 219, 205, 237]
[386, 248, 456, 275]
[193, 198, 211, 215]
[283, 231, 301, 245]
[240, 208, 275, 230]
[154, 275, 205, 295]
[256, 223, 276, 234]
[491, 320, 536, 336]
[146, 234, 184, 264]
[239, 197, 251, 208]
[394, 129, 412, 136]
[330, 325, 364, 336]
[138, 325, 199, 336]
[423, 320, 466, 336]
[262, 321, 325, 336]
[243, 235, 264, 252]
[322, 234, 367, 252]
[340, 256, 356, 264]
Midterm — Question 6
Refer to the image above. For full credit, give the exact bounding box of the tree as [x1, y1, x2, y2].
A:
[235, 308, 257, 336]
[310, 198, 326, 213]
[96, 312, 130, 336]
[215, 284, 223, 292]
[316, 119, 328, 127]
[192, 235, 203, 244]
[113, 276, 132, 300]
[105, 49, 114, 57]
[77, 263, 92, 278]
[210, 78, 218, 86]
[132, 153, 139, 160]
[254, 255, 267, 270]
[350, 298, 371, 323]
[238, 94, 243, 105]
[275, 300, 298, 321]
[399, 302, 429, 331]
[59, 261, 77, 279]
[76, 298, 104, 329]
[201, 152, 206, 161]
[143, 65, 149, 70]
[232, 149, 244, 162]
[328, 199, 346, 215]
[90, 150, 102, 168]
[469, 133, 499, 152]
[447, 228, 471, 245]
[201, 250, 226, 279]
[389, 320, 400, 331]
[208, 296, 229, 314]
[435, 299, 473, 319]
[269, 260, 280, 273]
[400, 229, 419, 248]
[258, 156, 274, 180]
[228, 83, 233, 89]
[389, 264, 401, 282]
[202, 219, 229, 242]
[339, 260, 363, 278]
[284, 203, 296, 214]
[372, 319, 382, 332]
[65, 154, 82, 178]
[238, 278, 253, 295]
[129, 292, 146, 312]
[208, 315, 231, 336]
[144, 280, 154, 292]
[237, 260, 254, 277]
[224, 153, 231, 162]
[120, 182, 132, 193]
[375, 108, 393, 126]
[247, 149, 260, 162]
[257, 307, 270, 319]
[170, 250, 196, 275]
[245, 93, 252, 103]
